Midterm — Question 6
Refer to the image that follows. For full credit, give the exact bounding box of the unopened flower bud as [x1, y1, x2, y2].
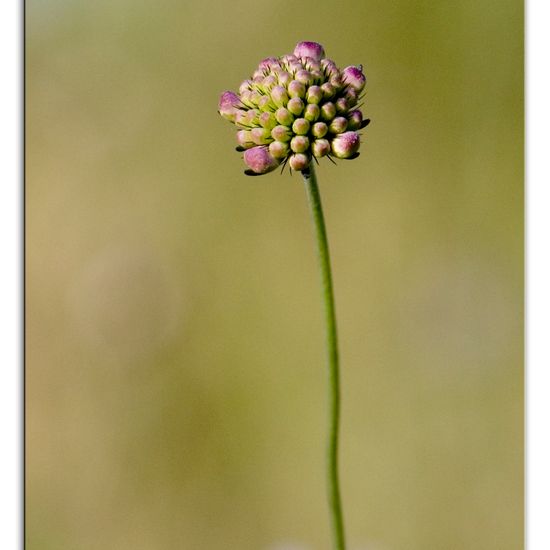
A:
[311, 70, 324, 83]
[330, 74, 343, 89]
[335, 97, 349, 115]
[277, 71, 292, 87]
[251, 127, 273, 145]
[292, 118, 310, 135]
[258, 95, 275, 112]
[218, 91, 241, 121]
[331, 131, 360, 159]
[271, 86, 289, 107]
[288, 80, 306, 99]
[237, 130, 254, 148]
[288, 153, 311, 171]
[258, 57, 279, 71]
[312, 139, 331, 158]
[252, 68, 265, 80]
[246, 109, 260, 125]
[235, 110, 249, 127]
[293, 41, 325, 62]
[259, 111, 277, 130]
[329, 116, 348, 134]
[290, 135, 310, 153]
[261, 74, 278, 91]
[342, 65, 366, 92]
[347, 110, 363, 130]
[320, 102, 336, 122]
[287, 97, 305, 116]
[306, 85, 323, 104]
[269, 140, 290, 159]
[275, 107, 294, 126]
[304, 103, 320, 122]
[305, 57, 321, 70]
[295, 70, 314, 86]
[320, 82, 336, 100]
[271, 125, 292, 142]
[249, 90, 262, 106]
[312, 121, 328, 138]
[244, 146, 281, 174]
[344, 87, 358, 107]
[321, 58, 338, 76]
[239, 80, 252, 94]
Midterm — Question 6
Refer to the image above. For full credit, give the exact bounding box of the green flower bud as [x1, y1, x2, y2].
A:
[246, 109, 260, 126]
[295, 69, 314, 87]
[306, 85, 323, 104]
[320, 102, 336, 122]
[287, 97, 305, 116]
[331, 131, 360, 159]
[249, 90, 262, 106]
[347, 110, 363, 131]
[288, 153, 311, 171]
[290, 135, 310, 153]
[275, 107, 294, 126]
[311, 70, 324, 84]
[288, 80, 306, 99]
[235, 110, 250, 128]
[271, 125, 292, 142]
[277, 71, 292, 87]
[269, 140, 290, 159]
[271, 86, 289, 108]
[303, 59, 321, 72]
[311, 121, 328, 138]
[259, 111, 277, 130]
[258, 95, 275, 112]
[329, 116, 348, 134]
[320, 82, 336, 100]
[345, 87, 358, 107]
[237, 130, 255, 148]
[312, 138, 330, 158]
[244, 146, 281, 174]
[335, 97, 349, 115]
[292, 118, 310, 135]
[330, 74, 343, 89]
[304, 103, 320, 122]
[251, 127, 273, 145]
[261, 74, 278, 91]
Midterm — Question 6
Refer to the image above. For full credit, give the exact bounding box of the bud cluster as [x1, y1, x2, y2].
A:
[219, 41, 369, 175]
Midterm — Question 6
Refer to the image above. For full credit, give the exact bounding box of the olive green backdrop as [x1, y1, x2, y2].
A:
[26, 1, 523, 549]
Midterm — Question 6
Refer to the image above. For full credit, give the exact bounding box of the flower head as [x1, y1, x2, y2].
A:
[218, 41, 369, 175]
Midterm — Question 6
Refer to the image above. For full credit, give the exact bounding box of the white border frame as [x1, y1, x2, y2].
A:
[0, 0, 23, 548]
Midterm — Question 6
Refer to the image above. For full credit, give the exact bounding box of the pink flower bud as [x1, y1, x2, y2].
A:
[293, 41, 326, 62]
[341, 65, 366, 92]
[331, 131, 360, 159]
[243, 146, 281, 174]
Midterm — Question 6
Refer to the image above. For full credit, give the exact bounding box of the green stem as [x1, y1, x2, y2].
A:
[302, 164, 346, 550]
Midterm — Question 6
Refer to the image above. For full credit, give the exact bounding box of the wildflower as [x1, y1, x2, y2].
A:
[218, 41, 369, 175]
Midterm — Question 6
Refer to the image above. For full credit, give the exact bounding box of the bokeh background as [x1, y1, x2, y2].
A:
[26, 1, 523, 549]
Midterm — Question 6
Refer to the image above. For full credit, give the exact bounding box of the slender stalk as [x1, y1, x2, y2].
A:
[302, 164, 346, 550]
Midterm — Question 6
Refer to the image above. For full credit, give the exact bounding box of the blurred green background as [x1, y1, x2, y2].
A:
[26, 1, 523, 549]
